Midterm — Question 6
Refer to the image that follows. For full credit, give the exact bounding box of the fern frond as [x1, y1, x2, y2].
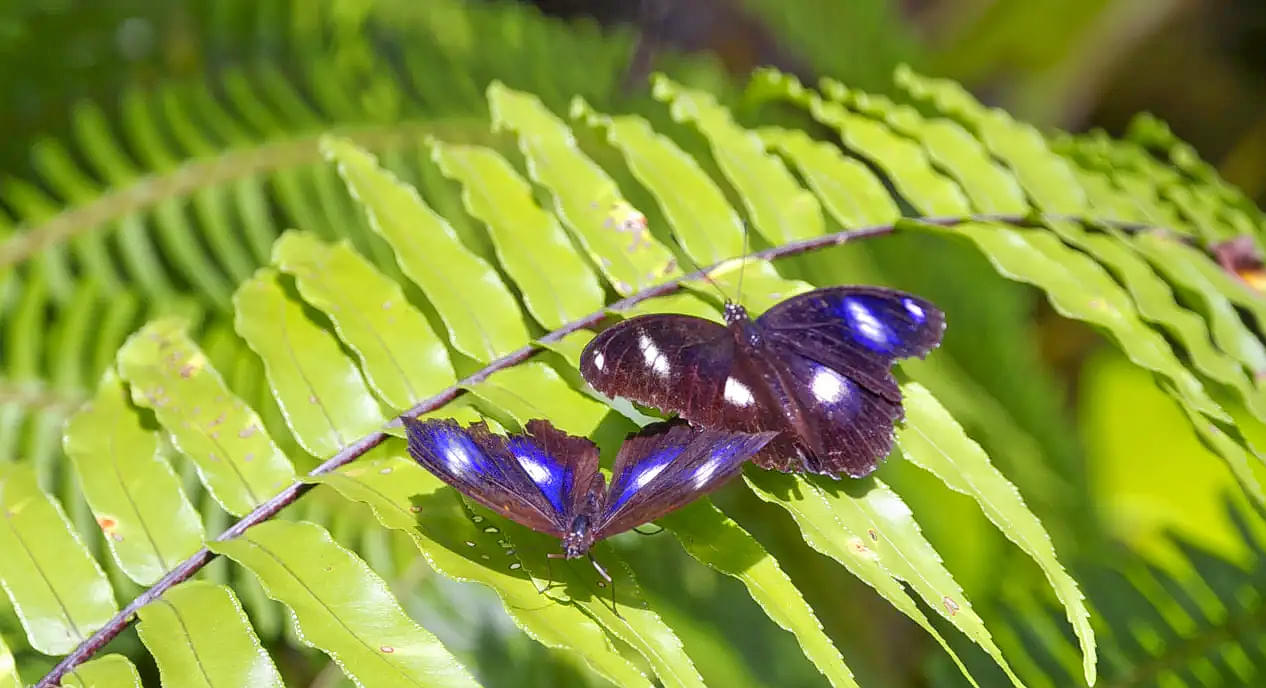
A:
[2, 4, 1266, 683]
[984, 499, 1266, 688]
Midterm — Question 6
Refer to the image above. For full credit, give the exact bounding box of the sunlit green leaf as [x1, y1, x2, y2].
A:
[759, 127, 900, 228]
[209, 520, 480, 688]
[1132, 231, 1266, 376]
[908, 220, 1229, 423]
[623, 293, 720, 321]
[751, 71, 970, 216]
[658, 500, 859, 688]
[272, 230, 455, 411]
[0, 464, 117, 655]
[699, 258, 813, 313]
[833, 84, 1027, 215]
[744, 470, 984, 687]
[430, 141, 605, 330]
[233, 268, 385, 458]
[573, 98, 744, 266]
[897, 382, 1096, 685]
[1044, 220, 1266, 420]
[136, 581, 283, 687]
[117, 318, 295, 515]
[59, 654, 141, 688]
[476, 506, 706, 688]
[653, 75, 824, 244]
[894, 65, 1088, 214]
[0, 633, 16, 688]
[323, 137, 529, 362]
[488, 82, 679, 295]
[63, 369, 203, 584]
[463, 361, 609, 437]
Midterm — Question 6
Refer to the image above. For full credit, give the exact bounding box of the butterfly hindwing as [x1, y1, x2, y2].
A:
[757, 286, 945, 402]
[770, 350, 904, 476]
[594, 422, 776, 539]
[404, 417, 587, 536]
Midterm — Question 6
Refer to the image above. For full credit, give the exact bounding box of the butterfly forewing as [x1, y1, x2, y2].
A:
[757, 287, 945, 402]
[404, 418, 585, 536]
[580, 314, 743, 424]
[593, 422, 776, 539]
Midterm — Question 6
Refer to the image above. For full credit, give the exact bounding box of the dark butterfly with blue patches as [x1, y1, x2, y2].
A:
[579, 287, 945, 478]
[402, 416, 775, 559]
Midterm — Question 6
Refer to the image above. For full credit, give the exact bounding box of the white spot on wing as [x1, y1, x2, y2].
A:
[903, 297, 925, 323]
[810, 368, 848, 404]
[516, 451, 552, 485]
[845, 299, 892, 348]
[692, 453, 726, 487]
[723, 377, 755, 407]
[592, 351, 605, 371]
[638, 332, 670, 377]
[441, 433, 476, 474]
[632, 462, 668, 490]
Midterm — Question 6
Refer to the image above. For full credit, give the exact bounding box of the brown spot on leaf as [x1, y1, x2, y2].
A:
[942, 596, 960, 616]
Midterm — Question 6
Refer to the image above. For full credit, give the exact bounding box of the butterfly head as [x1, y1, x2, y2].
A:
[561, 513, 595, 559]
[722, 301, 749, 325]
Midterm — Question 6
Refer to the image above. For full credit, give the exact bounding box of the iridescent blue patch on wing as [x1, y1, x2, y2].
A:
[841, 297, 897, 353]
[609, 446, 685, 511]
[688, 437, 743, 488]
[426, 424, 499, 480]
[508, 437, 571, 516]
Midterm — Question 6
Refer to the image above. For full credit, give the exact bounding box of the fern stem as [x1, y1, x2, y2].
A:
[35, 213, 1160, 686]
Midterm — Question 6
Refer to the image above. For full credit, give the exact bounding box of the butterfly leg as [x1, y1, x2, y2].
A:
[539, 552, 568, 596]
[588, 553, 622, 619]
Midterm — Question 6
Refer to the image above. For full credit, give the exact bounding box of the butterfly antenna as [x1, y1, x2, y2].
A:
[736, 220, 751, 308]
[670, 237, 729, 304]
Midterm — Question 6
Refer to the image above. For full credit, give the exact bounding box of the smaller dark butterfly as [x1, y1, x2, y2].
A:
[579, 287, 946, 478]
[403, 417, 775, 565]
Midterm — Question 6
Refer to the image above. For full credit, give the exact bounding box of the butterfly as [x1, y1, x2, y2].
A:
[579, 287, 946, 477]
[403, 417, 775, 563]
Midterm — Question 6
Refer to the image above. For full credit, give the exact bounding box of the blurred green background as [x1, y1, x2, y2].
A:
[5, 0, 1265, 200]
[3, 1, 1266, 686]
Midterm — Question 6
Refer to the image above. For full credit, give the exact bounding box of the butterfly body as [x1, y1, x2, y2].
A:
[404, 417, 775, 558]
[580, 286, 946, 477]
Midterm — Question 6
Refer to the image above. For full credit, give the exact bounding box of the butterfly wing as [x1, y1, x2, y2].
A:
[404, 417, 598, 536]
[756, 286, 945, 402]
[761, 350, 904, 477]
[592, 422, 776, 539]
[580, 314, 757, 427]
[518, 419, 605, 521]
